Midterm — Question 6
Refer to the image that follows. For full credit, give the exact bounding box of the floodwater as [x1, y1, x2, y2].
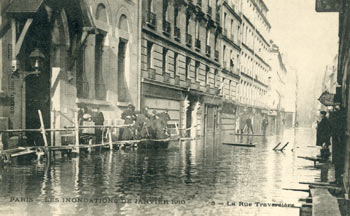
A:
[0, 128, 323, 216]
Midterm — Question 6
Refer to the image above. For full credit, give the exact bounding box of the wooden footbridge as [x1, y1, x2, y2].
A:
[0, 110, 179, 164]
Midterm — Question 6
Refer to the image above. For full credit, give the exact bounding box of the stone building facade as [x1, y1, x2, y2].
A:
[0, 0, 141, 145]
[141, 0, 223, 136]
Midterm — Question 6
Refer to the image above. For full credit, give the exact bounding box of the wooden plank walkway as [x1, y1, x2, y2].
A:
[310, 188, 341, 216]
[222, 143, 256, 147]
[298, 156, 323, 167]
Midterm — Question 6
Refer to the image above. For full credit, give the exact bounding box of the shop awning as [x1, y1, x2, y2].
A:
[6, 0, 44, 15]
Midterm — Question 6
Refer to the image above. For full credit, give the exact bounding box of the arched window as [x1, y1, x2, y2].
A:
[119, 15, 128, 32]
[96, 4, 107, 22]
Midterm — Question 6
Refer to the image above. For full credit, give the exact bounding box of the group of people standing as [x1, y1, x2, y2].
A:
[77, 104, 172, 143]
[120, 104, 171, 140]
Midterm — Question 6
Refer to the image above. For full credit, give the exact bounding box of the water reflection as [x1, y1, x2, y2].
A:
[0, 128, 321, 215]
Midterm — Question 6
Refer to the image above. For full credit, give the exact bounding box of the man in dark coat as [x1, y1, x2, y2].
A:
[121, 104, 136, 140]
[261, 116, 269, 136]
[92, 107, 104, 144]
[245, 117, 254, 134]
[316, 111, 331, 147]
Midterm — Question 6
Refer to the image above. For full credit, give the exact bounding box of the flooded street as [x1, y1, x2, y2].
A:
[0, 128, 323, 216]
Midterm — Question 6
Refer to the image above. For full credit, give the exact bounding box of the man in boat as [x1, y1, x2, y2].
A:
[121, 104, 136, 140]
[159, 109, 171, 137]
[135, 107, 149, 139]
[316, 111, 331, 160]
[153, 111, 167, 139]
[261, 115, 269, 136]
[92, 107, 105, 144]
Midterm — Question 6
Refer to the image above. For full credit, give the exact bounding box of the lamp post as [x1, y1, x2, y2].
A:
[14, 48, 45, 132]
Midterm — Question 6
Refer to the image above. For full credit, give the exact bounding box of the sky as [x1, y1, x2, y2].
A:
[265, 0, 339, 123]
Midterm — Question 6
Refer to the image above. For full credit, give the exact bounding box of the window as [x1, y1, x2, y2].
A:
[195, 19, 200, 40]
[223, 45, 226, 67]
[195, 61, 200, 81]
[205, 66, 210, 85]
[186, 57, 191, 79]
[162, 47, 168, 74]
[147, 41, 153, 69]
[206, 28, 210, 45]
[95, 34, 106, 100]
[174, 52, 178, 76]
[214, 69, 218, 87]
[118, 39, 128, 102]
[229, 80, 232, 97]
[163, 0, 169, 21]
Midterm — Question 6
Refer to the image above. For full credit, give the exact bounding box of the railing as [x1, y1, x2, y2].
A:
[206, 45, 211, 57]
[163, 20, 171, 35]
[186, 33, 192, 47]
[147, 11, 156, 28]
[195, 39, 201, 50]
[174, 27, 180, 41]
[214, 50, 219, 61]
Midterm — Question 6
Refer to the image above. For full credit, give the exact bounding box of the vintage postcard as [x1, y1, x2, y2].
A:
[0, 0, 348, 215]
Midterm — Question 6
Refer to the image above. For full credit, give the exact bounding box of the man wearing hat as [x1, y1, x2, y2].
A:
[316, 111, 332, 159]
[121, 104, 136, 140]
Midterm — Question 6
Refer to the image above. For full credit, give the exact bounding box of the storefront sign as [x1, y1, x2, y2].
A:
[315, 0, 340, 12]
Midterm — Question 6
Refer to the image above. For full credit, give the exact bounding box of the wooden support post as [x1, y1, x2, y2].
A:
[273, 142, 281, 151]
[175, 123, 179, 135]
[280, 142, 289, 151]
[0, 132, 3, 151]
[108, 128, 113, 150]
[38, 110, 48, 147]
[73, 113, 80, 154]
[87, 138, 92, 153]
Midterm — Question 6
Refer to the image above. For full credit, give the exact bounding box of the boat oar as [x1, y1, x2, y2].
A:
[272, 142, 281, 151]
[279, 142, 289, 152]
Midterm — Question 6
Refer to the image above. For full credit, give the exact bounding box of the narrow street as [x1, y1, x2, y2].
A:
[0, 128, 326, 216]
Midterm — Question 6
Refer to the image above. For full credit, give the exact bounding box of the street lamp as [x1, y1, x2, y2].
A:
[28, 48, 45, 76]
[11, 48, 45, 78]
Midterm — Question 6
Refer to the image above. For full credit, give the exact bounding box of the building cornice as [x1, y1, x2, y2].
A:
[242, 42, 271, 69]
[222, 34, 241, 51]
[223, 1, 242, 23]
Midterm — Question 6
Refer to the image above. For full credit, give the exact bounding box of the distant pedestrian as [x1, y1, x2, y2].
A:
[316, 111, 331, 159]
[244, 117, 254, 134]
[262, 116, 269, 136]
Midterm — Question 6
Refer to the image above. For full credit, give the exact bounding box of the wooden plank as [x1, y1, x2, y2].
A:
[230, 133, 265, 136]
[282, 188, 310, 192]
[38, 110, 48, 147]
[11, 149, 36, 157]
[311, 188, 341, 216]
[15, 18, 33, 57]
[300, 181, 338, 187]
[222, 143, 256, 147]
[108, 128, 113, 150]
[73, 113, 80, 154]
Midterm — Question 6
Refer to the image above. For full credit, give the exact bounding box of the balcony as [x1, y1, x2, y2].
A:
[186, 33, 192, 47]
[163, 20, 171, 36]
[214, 50, 219, 61]
[205, 45, 211, 57]
[195, 39, 201, 51]
[174, 27, 180, 41]
[147, 12, 156, 29]
[207, 6, 212, 17]
[148, 68, 156, 80]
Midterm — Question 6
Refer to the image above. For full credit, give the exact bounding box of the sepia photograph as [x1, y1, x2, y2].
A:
[0, 0, 348, 215]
